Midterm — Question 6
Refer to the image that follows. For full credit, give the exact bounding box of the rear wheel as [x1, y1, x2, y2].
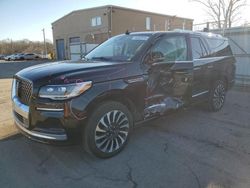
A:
[207, 80, 226, 111]
[82, 101, 133, 158]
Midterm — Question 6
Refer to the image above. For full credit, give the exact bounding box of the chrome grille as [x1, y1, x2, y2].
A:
[16, 78, 33, 105]
[14, 111, 29, 128]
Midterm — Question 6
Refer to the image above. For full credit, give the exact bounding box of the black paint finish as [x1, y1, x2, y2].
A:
[13, 31, 236, 142]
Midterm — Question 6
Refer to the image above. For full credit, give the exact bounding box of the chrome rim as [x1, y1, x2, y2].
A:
[213, 83, 225, 109]
[94, 110, 129, 153]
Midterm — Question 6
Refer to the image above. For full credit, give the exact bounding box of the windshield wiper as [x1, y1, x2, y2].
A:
[91, 56, 113, 61]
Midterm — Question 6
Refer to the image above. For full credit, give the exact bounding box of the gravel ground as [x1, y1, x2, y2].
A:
[0, 79, 17, 139]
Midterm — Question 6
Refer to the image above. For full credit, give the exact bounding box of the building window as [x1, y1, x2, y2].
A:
[146, 17, 151, 30]
[96, 17, 101, 26]
[91, 18, 96, 27]
[91, 16, 102, 27]
[69, 37, 80, 44]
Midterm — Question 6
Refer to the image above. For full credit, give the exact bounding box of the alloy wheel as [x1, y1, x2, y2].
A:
[212, 83, 225, 110]
[94, 110, 129, 153]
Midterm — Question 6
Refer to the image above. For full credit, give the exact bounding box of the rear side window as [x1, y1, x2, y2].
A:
[191, 37, 207, 59]
[151, 36, 188, 62]
[205, 38, 232, 56]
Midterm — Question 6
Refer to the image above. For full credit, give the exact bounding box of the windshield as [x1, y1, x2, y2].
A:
[85, 34, 149, 62]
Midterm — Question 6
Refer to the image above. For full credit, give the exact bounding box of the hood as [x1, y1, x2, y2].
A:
[16, 60, 140, 85]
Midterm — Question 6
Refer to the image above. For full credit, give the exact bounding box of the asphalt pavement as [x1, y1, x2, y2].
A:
[1, 90, 250, 188]
[0, 60, 55, 78]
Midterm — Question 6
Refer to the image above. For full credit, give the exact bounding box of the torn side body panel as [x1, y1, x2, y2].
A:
[144, 62, 193, 118]
[144, 97, 184, 118]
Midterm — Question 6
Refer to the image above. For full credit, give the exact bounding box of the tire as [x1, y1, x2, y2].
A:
[207, 80, 226, 112]
[82, 101, 133, 158]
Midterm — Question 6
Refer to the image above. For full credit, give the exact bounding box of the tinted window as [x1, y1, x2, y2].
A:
[151, 36, 188, 62]
[191, 37, 207, 59]
[205, 38, 232, 56]
[200, 39, 208, 56]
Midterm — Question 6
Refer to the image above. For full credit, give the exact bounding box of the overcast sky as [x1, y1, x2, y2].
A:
[0, 0, 249, 41]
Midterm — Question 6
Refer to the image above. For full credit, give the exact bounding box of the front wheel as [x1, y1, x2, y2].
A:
[207, 80, 226, 112]
[82, 101, 133, 158]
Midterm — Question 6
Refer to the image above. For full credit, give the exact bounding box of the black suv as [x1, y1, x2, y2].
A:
[12, 31, 235, 158]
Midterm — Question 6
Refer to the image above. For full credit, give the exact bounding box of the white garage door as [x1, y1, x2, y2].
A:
[70, 43, 98, 60]
[70, 43, 81, 61]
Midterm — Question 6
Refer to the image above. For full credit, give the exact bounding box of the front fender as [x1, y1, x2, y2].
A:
[69, 79, 145, 121]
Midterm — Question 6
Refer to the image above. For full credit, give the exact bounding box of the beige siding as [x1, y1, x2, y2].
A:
[52, 7, 110, 59]
[52, 5, 193, 59]
[111, 7, 192, 36]
[52, 7, 109, 38]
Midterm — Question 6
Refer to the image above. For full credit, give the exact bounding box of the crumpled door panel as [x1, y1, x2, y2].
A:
[144, 62, 193, 118]
[144, 97, 184, 118]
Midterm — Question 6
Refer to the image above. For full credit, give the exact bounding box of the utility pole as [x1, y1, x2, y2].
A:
[42, 28, 47, 58]
[10, 39, 13, 53]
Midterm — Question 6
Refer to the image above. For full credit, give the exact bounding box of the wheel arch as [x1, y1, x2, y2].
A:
[211, 70, 229, 90]
[84, 89, 141, 123]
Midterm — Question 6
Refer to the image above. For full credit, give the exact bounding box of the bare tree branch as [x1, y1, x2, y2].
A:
[0, 39, 53, 55]
[190, 0, 247, 29]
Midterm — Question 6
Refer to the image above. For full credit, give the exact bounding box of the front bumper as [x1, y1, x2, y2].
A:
[12, 79, 68, 143]
[12, 97, 68, 142]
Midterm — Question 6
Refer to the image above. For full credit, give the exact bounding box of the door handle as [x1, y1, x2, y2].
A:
[207, 65, 214, 69]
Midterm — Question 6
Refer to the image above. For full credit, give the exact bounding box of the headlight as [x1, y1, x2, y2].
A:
[39, 81, 92, 100]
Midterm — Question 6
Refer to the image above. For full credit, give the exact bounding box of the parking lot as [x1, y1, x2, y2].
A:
[0, 59, 53, 78]
[1, 61, 250, 188]
[0, 60, 54, 138]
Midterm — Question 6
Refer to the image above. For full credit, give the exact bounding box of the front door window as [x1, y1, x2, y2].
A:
[150, 36, 188, 63]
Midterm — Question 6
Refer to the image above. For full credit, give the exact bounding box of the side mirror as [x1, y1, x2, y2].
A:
[151, 51, 165, 62]
[145, 51, 165, 65]
[81, 55, 87, 61]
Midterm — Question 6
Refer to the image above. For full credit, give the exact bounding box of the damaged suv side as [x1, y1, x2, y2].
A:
[12, 31, 235, 158]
